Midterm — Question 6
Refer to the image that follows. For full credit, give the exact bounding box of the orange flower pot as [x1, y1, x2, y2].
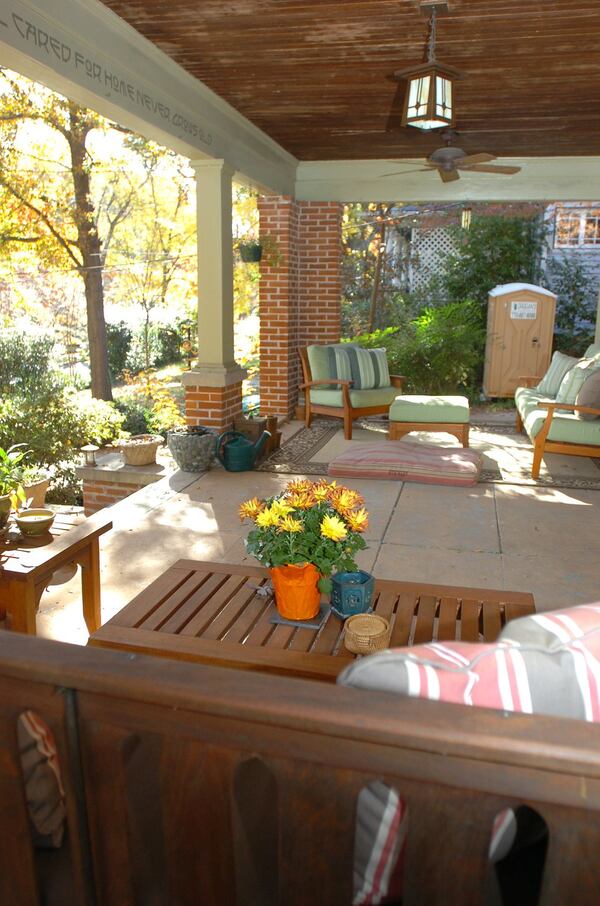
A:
[269, 563, 321, 621]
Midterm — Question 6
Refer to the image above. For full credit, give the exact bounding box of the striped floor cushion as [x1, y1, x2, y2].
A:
[344, 601, 600, 904]
[328, 442, 482, 486]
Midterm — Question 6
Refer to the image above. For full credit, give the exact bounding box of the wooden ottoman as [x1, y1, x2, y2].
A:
[389, 395, 470, 447]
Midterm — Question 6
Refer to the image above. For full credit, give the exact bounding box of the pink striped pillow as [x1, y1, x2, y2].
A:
[328, 442, 482, 487]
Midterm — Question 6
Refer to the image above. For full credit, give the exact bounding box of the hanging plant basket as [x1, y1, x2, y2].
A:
[238, 242, 263, 263]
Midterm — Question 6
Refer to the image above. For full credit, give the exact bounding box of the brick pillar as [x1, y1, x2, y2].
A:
[258, 197, 342, 418]
[298, 202, 343, 347]
[184, 380, 244, 432]
[258, 195, 299, 417]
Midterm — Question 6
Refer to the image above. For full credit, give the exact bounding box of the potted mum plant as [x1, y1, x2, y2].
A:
[239, 479, 368, 620]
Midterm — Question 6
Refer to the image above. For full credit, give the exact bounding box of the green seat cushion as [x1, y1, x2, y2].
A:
[389, 395, 470, 424]
[310, 386, 399, 408]
[536, 351, 578, 396]
[516, 387, 600, 443]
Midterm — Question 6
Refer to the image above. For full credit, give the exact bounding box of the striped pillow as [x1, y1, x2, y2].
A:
[343, 346, 391, 390]
[340, 601, 600, 720]
[536, 351, 578, 396]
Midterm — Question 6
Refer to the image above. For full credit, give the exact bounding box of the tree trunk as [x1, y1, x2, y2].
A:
[68, 103, 113, 400]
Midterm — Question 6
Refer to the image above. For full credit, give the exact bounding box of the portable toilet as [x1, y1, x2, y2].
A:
[483, 283, 556, 398]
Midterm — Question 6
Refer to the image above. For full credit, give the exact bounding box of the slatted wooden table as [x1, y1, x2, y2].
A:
[89, 560, 535, 682]
[0, 510, 112, 634]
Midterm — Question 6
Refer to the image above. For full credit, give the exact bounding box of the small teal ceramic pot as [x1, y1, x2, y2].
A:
[331, 570, 375, 619]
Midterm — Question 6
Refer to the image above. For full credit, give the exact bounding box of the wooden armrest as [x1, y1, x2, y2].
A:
[300, 379, 353, 389]
[390, 374, 406, 388]
[518, 376, 541, 388]
[539, 402, 600, 418]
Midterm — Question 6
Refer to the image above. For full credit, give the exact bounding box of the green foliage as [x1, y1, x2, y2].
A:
[352, 301, 486, 398]
[106, 322, 132, 380]
[548, 254, 596, 355]
[114, 398, 153, 436]
[438, 216, 547, 307]
[0, 333, 124, 470]
[0, 444, 28, 504]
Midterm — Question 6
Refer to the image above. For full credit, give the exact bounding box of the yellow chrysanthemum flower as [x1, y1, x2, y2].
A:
[255, 507, 281, 528]
[278, 515, 303, 533]
[270, 499, 294, 519]
[320, 513, 348, 542]
[346, 507, 369, 533]
[238, 497, 265, 522]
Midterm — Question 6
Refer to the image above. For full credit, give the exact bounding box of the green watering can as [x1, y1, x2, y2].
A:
[216, 430, 271, 472]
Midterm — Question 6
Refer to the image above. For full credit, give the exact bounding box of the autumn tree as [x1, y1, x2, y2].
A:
[0, 69, 135, 399]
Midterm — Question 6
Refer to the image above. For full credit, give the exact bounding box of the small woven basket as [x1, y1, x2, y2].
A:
[344, 613, 391, 655]
[118, 434, 163, 466]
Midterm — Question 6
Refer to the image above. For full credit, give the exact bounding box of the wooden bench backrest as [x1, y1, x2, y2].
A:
[2, 630, 600, 905]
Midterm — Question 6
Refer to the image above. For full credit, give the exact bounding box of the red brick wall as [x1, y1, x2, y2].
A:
[258, 195, 299, 417]
[258, 196, 343, 417]
[184, 381, 243, 432]
[298, 201, 343, 347]
[82, 478, 147, 515]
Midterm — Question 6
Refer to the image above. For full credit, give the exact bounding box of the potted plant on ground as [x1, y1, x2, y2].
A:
[167, 425, 217, 472]
[0, 445, 28, 530]
[239, 479, 368, 620]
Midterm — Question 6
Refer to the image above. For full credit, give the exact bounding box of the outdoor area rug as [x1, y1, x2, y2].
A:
[258, 416, 600, 491]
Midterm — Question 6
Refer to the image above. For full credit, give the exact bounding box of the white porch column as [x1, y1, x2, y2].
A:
[183, 159, 246, 430]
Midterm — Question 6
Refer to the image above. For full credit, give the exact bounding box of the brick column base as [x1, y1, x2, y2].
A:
[184, 380, 244, 432]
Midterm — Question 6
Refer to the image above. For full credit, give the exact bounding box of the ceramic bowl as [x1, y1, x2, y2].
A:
[15, 508, 55, 536]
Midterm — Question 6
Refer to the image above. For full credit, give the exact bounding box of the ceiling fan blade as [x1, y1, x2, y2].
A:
[440, 168, 460, 183]
[462, 164, 522, 175]
[455, 153, 496, 166]
[378, 168, 433, 177]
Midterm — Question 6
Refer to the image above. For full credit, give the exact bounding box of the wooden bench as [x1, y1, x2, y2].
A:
[2, 631, 600, 904]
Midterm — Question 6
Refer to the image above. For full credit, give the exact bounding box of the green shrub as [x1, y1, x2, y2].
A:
[548, 255, 596, 356]
[114, 398, 153, 435]
[0, 331, 62, 396]
[106, 322, 132, 380]
[352, 301, 486, 398]
[437, 215, 547, 308]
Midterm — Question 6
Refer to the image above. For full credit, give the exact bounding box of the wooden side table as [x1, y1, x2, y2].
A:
[89, 560, 535, 682]
[0, 510, 112, 634]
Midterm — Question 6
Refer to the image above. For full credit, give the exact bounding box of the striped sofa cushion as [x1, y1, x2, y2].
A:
[536, 350, 578, 396]
[328, 442, 482, 486]
[307, 345, 391, 390]
[343, 346, 391, 389]
[343, 601, 600, 904]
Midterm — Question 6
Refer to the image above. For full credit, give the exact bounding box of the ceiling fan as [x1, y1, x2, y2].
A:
[384, 133, 522, 183]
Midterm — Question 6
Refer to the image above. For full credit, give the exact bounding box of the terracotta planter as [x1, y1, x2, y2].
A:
[269, 563, 321, 621]
[22, 476, 50, 509]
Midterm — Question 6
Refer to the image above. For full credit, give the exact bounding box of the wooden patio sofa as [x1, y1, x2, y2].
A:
[3, 630, 600, 905]
[299, 346, 405, 439]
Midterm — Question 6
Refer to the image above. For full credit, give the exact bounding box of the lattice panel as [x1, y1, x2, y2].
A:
[409, 228, 458, 291]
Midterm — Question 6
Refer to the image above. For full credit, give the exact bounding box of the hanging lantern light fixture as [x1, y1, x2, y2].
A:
[396, 1, 461, 131]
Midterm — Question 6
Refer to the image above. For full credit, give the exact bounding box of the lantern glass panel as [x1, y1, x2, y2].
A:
[407, 75, 431, 119]
[435, 75, 452, 120]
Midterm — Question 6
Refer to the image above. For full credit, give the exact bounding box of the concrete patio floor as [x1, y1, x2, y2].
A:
[37, 418, 600, 645]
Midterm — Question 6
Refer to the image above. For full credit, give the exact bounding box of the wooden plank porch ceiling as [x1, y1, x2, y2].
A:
[100, 0, 600, 161]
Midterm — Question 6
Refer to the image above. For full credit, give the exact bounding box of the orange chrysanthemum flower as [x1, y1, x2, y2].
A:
[286, 478, 312, 495]
[346, 507, 369, 533]
[331, 488, 364, 515]
[286, 491, 314, 509]
[311, 482, 331, 502]
[238, 497, 265, 522]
